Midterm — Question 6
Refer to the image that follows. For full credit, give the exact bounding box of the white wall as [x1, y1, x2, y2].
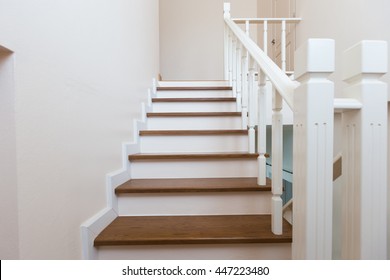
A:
[0, 47, 19, 259]
[295, 0, 390, 259]
[0, 0, 159, 259]
[159, 0, 258, 80]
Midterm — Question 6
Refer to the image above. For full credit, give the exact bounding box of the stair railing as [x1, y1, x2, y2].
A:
[224, 3, 388, 259]
[224, 3, 297, 236]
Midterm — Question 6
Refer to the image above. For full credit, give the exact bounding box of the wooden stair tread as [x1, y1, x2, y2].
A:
[139, 129, 248, 136]
[157, 86, 232, 91]
[116, 177, 271, 194]
[128, 152, 259, 161]
[152, 97, 236, 103]
[94, 215, 292, 246]
[147, 112, 241, 117]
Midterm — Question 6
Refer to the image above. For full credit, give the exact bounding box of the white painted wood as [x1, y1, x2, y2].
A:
[147, 116, 242, 130]
[118, 192, 272, 216]
[81, 208, 117, 259]
[292, 39, 335, 260]
[98, 243, 291, 260]
[233, 18, 302, 24]
[334, 98, 362, 112]
[281, 20, 287, 72]
[232, 38, 237, 97]
[341, 41, 388, 260]
[271, 90, 283, 234]
[225, 17, 297, 109]
[236, 43, 242, 112]
[152, 101, 236, 113]
[140, 134, 248, 153]
[224, 3, 231, 80]
[155, 90, 232, 98]
[130, 159, 258, 179]
[263, 21, 268, 55]
[248, 58, 257, 153]
[258, 70, 267, 185]
[241, 46, 249, 129]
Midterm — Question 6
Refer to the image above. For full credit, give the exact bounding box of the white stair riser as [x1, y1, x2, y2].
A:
[118, 192, 271, 216]
[98, 243, 291, 260]
[130, 159, 258, 179]
[147, 116, 242, 129]
[156, 90, 232, 98]
[140, 135, 248, 153]
[152, 102, 236, 112]
[158, 81, 230, 87]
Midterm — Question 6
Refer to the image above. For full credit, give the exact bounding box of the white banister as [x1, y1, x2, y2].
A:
[248, 57, 256, 154]
[232, 37, 237, 97]
[236, 42, 242, 112]
[223, 3, 230, 80]
[292, 39, 335, 259]
[263, 21, 268, 56]
[341, 41, 388, 260]
[281, 20, 286, 72]
[258, 70, 267, 185]
[272, 89, 283, 234]
[225, 17, 297, 109]
[241, 45, 249, 129]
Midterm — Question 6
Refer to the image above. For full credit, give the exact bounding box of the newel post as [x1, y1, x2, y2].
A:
[292, 39, 335, 259]
[224, 3, 231, 81]
[341, 41, 388, 259]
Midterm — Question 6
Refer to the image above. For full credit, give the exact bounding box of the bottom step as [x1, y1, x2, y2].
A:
[95, 215, 292, 246]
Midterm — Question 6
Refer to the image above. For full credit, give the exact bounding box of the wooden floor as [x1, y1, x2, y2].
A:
[116, 177, 272, 194]
[94, 215, 292, 246]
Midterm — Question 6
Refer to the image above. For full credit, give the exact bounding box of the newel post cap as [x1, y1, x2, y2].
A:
[294, 39, 335, 80]
[343, 40, 388, 81]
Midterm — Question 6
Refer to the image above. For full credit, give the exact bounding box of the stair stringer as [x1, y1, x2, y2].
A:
[81, 96, 153, 259]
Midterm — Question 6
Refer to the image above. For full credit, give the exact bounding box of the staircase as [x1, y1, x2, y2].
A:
[92, 82, 292, 260]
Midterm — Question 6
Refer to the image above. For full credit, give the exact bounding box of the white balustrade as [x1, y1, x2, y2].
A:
[224, 2, 388, 260]
[341, 41, 388, 260]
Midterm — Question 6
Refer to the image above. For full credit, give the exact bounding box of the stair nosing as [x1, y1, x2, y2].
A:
[116, 177, 271, 194]
[128, 152, 259, 161]
[157, 86, 232, 91]
[146, 112, 242, 117]
[139, 129, 248, 136]
[152, 97, 236, 103]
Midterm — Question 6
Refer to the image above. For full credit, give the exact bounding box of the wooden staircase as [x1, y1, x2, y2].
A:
[93, 82, 292, 259]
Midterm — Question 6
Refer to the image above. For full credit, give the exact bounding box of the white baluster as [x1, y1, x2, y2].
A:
[341, 41, 388, 260]
[248, 57, 256, 153]
[271, 89, 283, 234]
[245, 20, 250, 36]
[228, 31, 233, 86]
[241, 45, 249, 129]
[236, 42, 242, 112]
[152, 78, 157, 95]
[281, 20, 286, 72]
[263, 21, 268, 56]
[232, 37, 237, 97]
[258, 70, 267, 185]
[293, 39, 335, 259]
[223, 3, 231, 80]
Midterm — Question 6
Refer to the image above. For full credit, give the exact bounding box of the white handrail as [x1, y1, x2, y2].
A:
[225, 17, 297, 109]
[233, 18, 302, 24]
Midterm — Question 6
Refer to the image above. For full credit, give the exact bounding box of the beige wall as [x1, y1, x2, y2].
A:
[0, 47, 19, 259]
[0, 0, 159, 259]
[160, 0, 258, 80]
[295, 0, 390, 259]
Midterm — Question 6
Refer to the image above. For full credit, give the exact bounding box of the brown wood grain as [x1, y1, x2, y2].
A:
[147, 112, 241, 117]
[128, 152, 259, 161]
[157, 86, 232, 91]
[139, 130, 248, 136]
[116, 177, 271, 194]
[152, 97, 236, 103]
[94, 215, 292, 246]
